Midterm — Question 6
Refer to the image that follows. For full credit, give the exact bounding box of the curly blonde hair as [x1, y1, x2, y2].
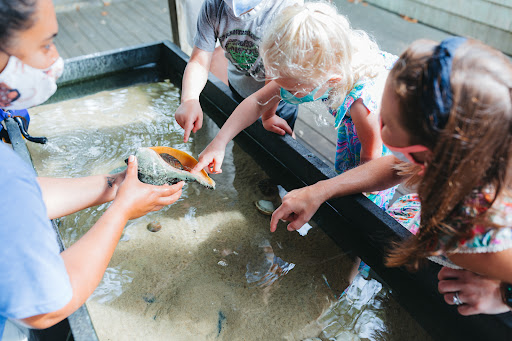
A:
[260, 1, 385, 109]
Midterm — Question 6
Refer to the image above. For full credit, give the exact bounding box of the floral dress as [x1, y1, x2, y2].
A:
[324, 51, 398, 210]
[387, 188, 512, 269]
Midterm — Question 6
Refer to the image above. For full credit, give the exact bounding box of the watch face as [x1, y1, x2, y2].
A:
[502, 283, 512, 308]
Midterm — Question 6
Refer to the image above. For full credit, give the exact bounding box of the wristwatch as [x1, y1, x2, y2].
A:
[500, 282, 512, 308]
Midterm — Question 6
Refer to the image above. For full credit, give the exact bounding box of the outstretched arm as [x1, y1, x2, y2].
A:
[193, 81, 282, 173]
[38, 172, 124, 220]
[271, 155, 404, 232]
[449, 249, 512, 285]
[175, 47, 213, 142]
[21, 156, 184, 329]
[213, 80, 282, 147]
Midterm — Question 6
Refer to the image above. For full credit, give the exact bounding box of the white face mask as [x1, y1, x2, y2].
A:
[0, 55, 64, 110]
[223, 0, 263, 16]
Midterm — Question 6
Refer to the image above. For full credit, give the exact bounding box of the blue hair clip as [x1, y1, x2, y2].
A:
[422, 36, 467, 131]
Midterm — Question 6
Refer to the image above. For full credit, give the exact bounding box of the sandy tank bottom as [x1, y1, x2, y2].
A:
[26, 81, 432, 341]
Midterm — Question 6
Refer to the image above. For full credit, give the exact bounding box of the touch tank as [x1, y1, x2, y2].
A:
[6, 41, 510, 340]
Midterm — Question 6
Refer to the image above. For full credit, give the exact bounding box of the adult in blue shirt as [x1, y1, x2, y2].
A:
[0, 0, 184, 337]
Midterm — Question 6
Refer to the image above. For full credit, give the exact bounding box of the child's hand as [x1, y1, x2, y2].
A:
[112, 155, 184, 220]
[192, 141, 226, 174]
[270, 184, 324, 232]
[175, 99, 204, 142]
[261, 114, 293, 136]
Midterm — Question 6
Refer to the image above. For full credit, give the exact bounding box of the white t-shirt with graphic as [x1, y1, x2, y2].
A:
[194, 0, 301, 98]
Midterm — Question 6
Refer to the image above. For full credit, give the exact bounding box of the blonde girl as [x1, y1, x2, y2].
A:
[195, 1, 396, 208]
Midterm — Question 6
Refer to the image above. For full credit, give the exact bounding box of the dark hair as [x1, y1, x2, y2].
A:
[386, 39, 512, 270]
[0, 0, 37, 49]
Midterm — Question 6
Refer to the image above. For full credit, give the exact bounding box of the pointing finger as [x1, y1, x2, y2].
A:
[183, 124, 193, 143]
[270, 205, 290, 232]
[192, 159, 208, 173]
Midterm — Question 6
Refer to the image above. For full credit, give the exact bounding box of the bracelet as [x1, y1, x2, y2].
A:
[500, 282, 512, 308]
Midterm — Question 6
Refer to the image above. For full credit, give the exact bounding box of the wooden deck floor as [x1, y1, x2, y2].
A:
[55, 0, 172, 58]
[54, 0, 336, 168]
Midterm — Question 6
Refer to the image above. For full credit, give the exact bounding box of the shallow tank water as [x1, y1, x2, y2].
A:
[27, 82, 431, 341]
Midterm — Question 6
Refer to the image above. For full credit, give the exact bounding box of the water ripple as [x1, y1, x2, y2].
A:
[245, 240, 295, 288]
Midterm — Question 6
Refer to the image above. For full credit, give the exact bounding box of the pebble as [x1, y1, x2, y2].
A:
[147, 221, 162, 232]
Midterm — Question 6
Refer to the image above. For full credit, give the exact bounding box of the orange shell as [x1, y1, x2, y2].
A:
[148, 146, 215, 188]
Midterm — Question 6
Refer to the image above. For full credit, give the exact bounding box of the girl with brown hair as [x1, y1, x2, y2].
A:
[271, 36, 512, 313]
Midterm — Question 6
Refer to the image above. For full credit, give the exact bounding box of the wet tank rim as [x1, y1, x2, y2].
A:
[7, 41, 511, 341]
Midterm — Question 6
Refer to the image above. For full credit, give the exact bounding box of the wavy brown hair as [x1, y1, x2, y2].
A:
[385, 39, 512, 270]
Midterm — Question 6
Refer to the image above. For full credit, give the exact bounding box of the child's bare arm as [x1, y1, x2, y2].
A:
[175, 47, 213, 142]
[449, 249, 512, 284]
[260, 77, 279, 128]
[271, 155, 405, 232]
[215, 81, 282, 144]
[181, 47, 213, 101]
[350, 99, 383, 163]
[194, 81, 282, 173]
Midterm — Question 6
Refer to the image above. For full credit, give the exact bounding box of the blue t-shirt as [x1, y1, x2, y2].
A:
[0, 143, 72, 338]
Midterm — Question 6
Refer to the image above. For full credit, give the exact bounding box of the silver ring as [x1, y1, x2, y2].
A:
[453, 291, 463, 305]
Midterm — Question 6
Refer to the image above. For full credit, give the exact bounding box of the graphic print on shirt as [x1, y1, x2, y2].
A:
[219, 29, 265, 82]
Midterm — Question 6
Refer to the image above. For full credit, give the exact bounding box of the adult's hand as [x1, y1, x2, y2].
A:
[438, 267, 510, 315]
[21, 155, 184, 330]
[270, 183, 326, 232]
[112, 155, 184, 220]
[175, 99, 204, 142]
